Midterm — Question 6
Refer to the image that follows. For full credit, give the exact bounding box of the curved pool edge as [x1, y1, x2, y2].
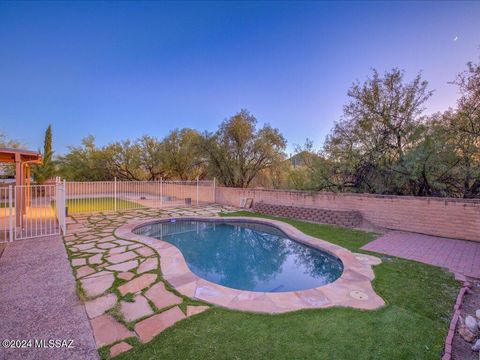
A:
[114, 216, 385, 313]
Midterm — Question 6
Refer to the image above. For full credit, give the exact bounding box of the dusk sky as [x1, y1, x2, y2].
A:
[0, 1, 479, 155]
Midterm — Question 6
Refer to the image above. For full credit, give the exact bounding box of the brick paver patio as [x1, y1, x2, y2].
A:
[362, 231, 480, 279]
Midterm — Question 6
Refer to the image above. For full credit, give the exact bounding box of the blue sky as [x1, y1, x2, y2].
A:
[0, 1, 479, 155]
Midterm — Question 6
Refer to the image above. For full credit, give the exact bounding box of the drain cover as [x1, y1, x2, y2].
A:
[349, 290, 368, 301]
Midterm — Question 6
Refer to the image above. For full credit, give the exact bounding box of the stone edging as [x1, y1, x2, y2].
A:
[115, 216, 385, 313]
[442, 281, 473, 360]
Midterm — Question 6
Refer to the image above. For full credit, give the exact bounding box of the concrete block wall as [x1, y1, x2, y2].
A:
[215, 187, 480, 242]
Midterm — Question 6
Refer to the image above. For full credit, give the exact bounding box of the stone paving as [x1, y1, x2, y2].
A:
[362, 231, 480, 279]
[64, 205, 234, 358]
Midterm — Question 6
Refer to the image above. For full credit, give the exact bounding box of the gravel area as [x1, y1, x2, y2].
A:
[453, 280, 480, 360]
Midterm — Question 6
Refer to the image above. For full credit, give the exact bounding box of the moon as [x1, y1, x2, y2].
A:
[453, 36, 458, 41]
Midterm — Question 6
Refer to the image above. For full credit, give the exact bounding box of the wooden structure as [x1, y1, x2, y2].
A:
[0, 148, 43, 225]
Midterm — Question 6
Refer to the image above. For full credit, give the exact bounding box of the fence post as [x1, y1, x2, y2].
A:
[62, 179, 67, 235]
[213, 177, 216, 204]
[196, 177, 199, 206]
[114, 177, 117, 212]
[160, 177, 163, 207]
[8, 185, 13, 242]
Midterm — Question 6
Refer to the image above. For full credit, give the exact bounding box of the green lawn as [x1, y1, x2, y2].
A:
[63, 197, 144, 213]
[110, 211, 459, 360]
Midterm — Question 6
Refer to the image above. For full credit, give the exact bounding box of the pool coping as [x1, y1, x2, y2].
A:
[115, 216, 385, 313]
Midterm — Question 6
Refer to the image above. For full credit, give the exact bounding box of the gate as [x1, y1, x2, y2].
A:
[0, 182, 66, 242]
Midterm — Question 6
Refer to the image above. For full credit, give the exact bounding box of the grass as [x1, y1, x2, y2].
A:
[110, 211, 459, 360]
[54, 197, 144, 213]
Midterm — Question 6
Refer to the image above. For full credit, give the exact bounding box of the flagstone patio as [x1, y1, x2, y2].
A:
[64, 205, 235, 358]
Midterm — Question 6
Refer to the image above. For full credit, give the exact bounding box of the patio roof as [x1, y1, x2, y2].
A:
[0, 147, 42, 164]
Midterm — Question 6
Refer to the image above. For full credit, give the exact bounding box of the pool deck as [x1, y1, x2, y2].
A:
[116, 216, 385, 313]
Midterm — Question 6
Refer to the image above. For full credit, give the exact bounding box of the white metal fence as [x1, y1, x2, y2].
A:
[64, 178, 215, 214]
[0, 179, 214, 242]
[0, 182, 66, 242]
[0, 187, 14, 243]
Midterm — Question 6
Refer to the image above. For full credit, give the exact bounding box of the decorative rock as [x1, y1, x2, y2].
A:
[85, 293, 117, 319]
[106, 260, 138, 272]
[186, 305, 209, 317]
[144, 282, 182, 309]
[76, 266, 95, 278]
[81, 273, 115, 298]
[476, 309, 480, 320]
[465, 315, 478, 333]
[134, 306, 186, 343]
[107, 251, 138, 264]
[118, 272, 135, 281]
[118, 274, 157, 296]
[110, 341, 133, 357]
[472, 339, 480, 351]
[458, 324, 476, 342]
[72, 258, 86, 266]
[138, 258, 158, 274]
[90, 314, 135, 348]
[120, 295, 153, 322]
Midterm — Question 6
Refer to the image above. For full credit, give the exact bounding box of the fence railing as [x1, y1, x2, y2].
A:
[0, 179, 215, 242]
[64, 178, 216, 214]
[56, 181, 66, 235]
[0, 183, 64, 242]
[14, 184, 61, 240]
[0, 186, 14, 243]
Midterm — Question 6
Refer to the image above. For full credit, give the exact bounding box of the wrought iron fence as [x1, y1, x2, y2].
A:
[0, 179, 215, 241]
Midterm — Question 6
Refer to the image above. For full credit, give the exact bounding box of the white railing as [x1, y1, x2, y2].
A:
[0, 186, 14, 243]
[56, 180, 66, 235]
[64, 178, 215, 214]
[14, 184, 61, 240]
[0, 179, 215, 241]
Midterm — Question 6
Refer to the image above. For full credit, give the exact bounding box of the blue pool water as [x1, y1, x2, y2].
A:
[134, 220, 343, 292]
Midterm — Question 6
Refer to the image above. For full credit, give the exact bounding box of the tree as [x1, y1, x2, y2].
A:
[57, 136, 111, 181]
[200, 110, 286, 187]
[138, 135, 165, 180]
[323, 68, 433, 194]
[420, 58, 480, 198]
[32, 125, 56, 184]
[103, 140, 145, 181]
[161, 129, 205, 180]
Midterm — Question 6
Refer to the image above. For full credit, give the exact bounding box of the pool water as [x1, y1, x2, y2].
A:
[134, 220, 343, 292]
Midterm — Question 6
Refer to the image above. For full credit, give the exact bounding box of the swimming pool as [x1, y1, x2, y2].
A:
[134, 220, 343, 292]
